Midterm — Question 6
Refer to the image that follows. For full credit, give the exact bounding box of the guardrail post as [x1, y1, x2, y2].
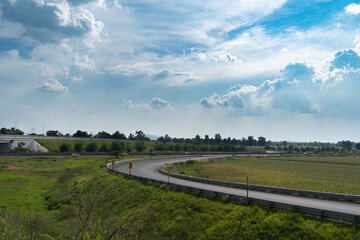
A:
[246, 174, 249, 200]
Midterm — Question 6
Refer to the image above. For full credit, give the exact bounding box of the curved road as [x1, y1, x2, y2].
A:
[111, 155, 360, 215]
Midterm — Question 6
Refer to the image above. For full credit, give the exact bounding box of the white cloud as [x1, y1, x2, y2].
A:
[39, 79, 68, 93]
[126, 97, 174, 110]
[345, 3, 360, 15]
[73, 54, 95, 70]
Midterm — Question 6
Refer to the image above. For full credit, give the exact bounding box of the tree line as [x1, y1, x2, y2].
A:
[2, 126, 360, 152]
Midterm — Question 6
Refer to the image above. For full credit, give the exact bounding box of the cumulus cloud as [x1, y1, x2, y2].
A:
[38, 79, 68, 93]
[200, 49, 360, 118]
[127, 97, 174, 110]
[345, 3, 360, 15]
[0, 0, 104, 44]
[329, 49, 360, 70]
[73, 54, 95, 70]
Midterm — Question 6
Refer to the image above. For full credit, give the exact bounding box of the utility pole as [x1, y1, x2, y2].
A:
[41, 123, 45, 136]
[14, 121, 19, 129]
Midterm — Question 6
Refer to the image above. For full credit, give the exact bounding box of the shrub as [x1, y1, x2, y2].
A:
[135, 142, 146, 152]
[86, 142, 97, 152]
[59, 143, 71, 152]
[74, 142, 83, 152]
[111, 142, 120, 151]
[99, 144, 109, 152]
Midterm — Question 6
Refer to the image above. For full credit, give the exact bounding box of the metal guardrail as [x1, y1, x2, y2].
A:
[106, 166, 360, 224]
[158, 169, 360, 202]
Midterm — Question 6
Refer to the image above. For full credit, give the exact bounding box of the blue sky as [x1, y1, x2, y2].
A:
[1, 0, 360, 142]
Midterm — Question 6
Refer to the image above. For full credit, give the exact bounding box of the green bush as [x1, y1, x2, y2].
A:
[74, 142, 83, 152]
[99, 144, 109, 152]
[85, 142, 97, 152]
[59, 143, 71, 152]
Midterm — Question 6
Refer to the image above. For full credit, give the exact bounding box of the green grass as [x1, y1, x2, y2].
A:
[170, 155, 360, 195]
[1, 156, 360, 239]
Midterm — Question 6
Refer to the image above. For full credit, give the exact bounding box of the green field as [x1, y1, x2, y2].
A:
[1, 156, 359, 239]
[169, 155, 360, 195]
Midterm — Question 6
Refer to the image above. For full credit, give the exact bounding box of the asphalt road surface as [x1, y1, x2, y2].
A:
[111, 155, 360, 215]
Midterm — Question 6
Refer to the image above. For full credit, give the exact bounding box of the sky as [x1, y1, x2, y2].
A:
[1, 0, 360, 142]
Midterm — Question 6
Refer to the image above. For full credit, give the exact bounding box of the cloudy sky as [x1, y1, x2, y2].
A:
[1, 0, 360, 142]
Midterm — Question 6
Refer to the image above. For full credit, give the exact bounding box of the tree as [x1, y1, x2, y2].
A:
[86, 142, 98, 152]
[341, 140, 352, 151]
[0, 128, 10, 134]
[356, 143, 360, 150]
[46, 130, 62, 137]
[112, 131, 127, 139]
[204, 135, 210, 144]
[214, 134, 222, 144]
[246, 136, 255, 146]
[128, 133, 135, 140]
[95, 131, 112, 139]
[74, 142, 83, 152]
[60, 143, 71, 152]
[135, 142, 146, 152]
[164, 134, 172, 143]
[111, 142, 121, 151]
[257, 136, 266, 146]
[73, 130, 90, 138]
[194, 135, 201, 143]
[135, 130, 145, 140]
[99, 144, 109, 152]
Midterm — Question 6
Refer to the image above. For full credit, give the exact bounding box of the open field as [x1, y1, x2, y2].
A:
[1, 156, 360, 239]
[170, 155, 360, 195]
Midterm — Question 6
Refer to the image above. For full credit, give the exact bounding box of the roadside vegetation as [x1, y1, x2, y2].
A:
[170, 155, 360, 195]
[36, 139, 250, 154]
[1, 156, 359, 239]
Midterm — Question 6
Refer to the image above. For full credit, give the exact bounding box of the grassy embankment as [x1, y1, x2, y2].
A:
[169, 155, 360, 195]
[36, 138, 254, 153]
[1, 156, 359, 239]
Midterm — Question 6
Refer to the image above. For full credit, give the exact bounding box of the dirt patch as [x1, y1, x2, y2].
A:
[6, 165, 57, 172]
[6, 165, 26, 170]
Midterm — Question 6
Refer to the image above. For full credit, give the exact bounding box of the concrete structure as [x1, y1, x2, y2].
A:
[0, 137, 49, 153]
[0, 140, 11, 153]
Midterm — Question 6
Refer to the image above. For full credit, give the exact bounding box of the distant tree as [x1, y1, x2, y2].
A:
[86, 142, 97, 152]
[111, 142, 121, 151]
[247, 136, 255, 146]
[164, 134, 172, 143]
[128, 133, 135, 140]
[95, 131, 112, 139]
[0, 128, 9, 134]
[135, 130, 145, 140]
[341, 140, 352, 151]
[74, 142, 83, 152]
[135, 142, 146, 152]
[99, 144, 109, 152]
[112, 131, 127, 139]
[46, 130, 62, 137]
[288, 145, 294, 152]
[257, 136, 266, 146]
[194, 135, 201, 144]
[73, 130, 90, 138]
[59, 143, 71, 152]
[214, 134, 222, 144]
[204, 135, 210, 144]
[174, 144, 182, 151]
[356, 143, 360, 150]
